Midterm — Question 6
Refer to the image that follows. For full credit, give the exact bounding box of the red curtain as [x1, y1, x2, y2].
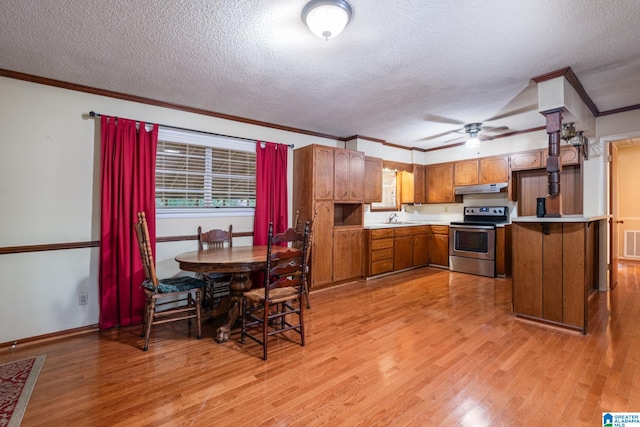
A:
[99, 116, 158, 330]
[253, 141, 288, 245]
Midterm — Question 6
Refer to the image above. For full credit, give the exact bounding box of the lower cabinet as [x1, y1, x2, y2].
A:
[512, 221, 598, 333]
[310, 201, 334, 288]
[429, 225, 449, 267]
[365, 225, 431, 277]
[365, 228, 394, 276]
[333, 228, 363, 282]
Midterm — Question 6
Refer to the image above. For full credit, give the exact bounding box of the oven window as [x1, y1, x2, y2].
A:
[455, 230, 488, 253]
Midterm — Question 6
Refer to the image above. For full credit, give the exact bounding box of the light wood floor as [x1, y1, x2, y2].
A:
[3, 263, 640, 426]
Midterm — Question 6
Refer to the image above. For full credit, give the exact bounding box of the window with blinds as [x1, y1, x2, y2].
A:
[155, 128, 256, 212]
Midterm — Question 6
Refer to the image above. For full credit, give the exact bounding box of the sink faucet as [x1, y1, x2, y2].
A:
[388, 212, 399, 223]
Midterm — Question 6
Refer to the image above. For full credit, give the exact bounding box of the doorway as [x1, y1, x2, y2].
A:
[609, 137, 640, 290]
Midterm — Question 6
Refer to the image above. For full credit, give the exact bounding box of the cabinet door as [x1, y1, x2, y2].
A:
[413, 234, 429, 266]
[512, 223, 543, 317]
[313, 146, 334, 200]
[540, 146, 580, 167]
[414, 164, 425, 204]
[480, 156, 509, 183]
[426, 163, 458, 203]
[400, 170, 415, 204]
[394, 235, 413, 271]
[429, 233, 449, 267]
[333, 228, 363, 282]
[349, 152, 364, 200]
[364, 157, 383, 203]
[311, 201, 334, 287]
[454, 160, 479, 186]
[334, 150, 350, 200]
[510, 151, 542, 171]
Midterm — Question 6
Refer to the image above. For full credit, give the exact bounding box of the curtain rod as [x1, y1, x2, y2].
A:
[88, 111, 294, 149]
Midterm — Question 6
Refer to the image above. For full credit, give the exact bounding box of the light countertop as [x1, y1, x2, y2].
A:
[512, 214, 608, 223]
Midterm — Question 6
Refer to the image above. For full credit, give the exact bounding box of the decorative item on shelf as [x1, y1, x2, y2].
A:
[560, 122, 589, 160]
[302, 0, 353, 40]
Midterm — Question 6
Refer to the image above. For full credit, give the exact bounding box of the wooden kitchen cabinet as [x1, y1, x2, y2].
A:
[412, 226, 430, 267]
[541, 146, 580, 167]
[413, 164, 425, 204]
[394, 227, 414, 271]
[454, 160, 480, 186]
[454, 156, 509, 187]
[512, 220, 598, 333]
[335, 149, 364, 201]
[311, 201, 334, 287]
[333, 227, 363, 282]
[365, 228, 394, 276]
[429, 225, 449, 267]
[400, 165, 425, 204]
[426, 163, 462, 204]
[495, 225, 512, 277]
[480, 156, 509, 183]
[294, 144, 365, 289]
[510, 150, 542, 171]
[364, 156, 383, 203]
[313, 145, 335, 200]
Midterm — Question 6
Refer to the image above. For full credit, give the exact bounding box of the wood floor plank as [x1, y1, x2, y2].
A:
[3, 263, 640, 426]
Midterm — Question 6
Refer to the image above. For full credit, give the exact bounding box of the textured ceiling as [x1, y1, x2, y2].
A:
[1, 0, 640, 150]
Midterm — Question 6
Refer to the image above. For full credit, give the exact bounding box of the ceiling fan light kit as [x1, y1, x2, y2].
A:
[464, 123, 483, 146]
[302, 0, 353, 40]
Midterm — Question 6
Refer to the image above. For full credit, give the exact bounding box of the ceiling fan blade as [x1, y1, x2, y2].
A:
[420, 128, 464, 142]
[425, 114, 466, 126]
[441, 135, 466, 144]
[481, 125, 509, 133]
[478, 134, 496, 141]
[485, 104, 537, 122]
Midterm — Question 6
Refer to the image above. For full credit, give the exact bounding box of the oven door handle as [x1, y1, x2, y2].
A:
[449, 224, 496, 230]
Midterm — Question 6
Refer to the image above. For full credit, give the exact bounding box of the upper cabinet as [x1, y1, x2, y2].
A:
[313, 145, 335, 200]
[413, 164, 425, 203]
[334, 149, 364, 201]
[511, 146, 580, 172]
[364, 156, 383, 203]
[542, 146, 580, 167]
[510, 151, 542, 171]
[453, 156, 509, 186]
[479, 156, 509, 183]
[426, 162, 462, 204]
[454, 160, 479, 186]
[400, 164, 425, 204]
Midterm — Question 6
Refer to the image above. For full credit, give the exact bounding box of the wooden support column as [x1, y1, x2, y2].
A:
[543, 109, 563, 217]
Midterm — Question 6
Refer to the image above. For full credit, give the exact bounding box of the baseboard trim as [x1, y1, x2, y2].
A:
[1, 324, 99, 350]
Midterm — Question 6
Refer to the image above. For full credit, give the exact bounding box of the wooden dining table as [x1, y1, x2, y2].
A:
[175, 245, 294, 343]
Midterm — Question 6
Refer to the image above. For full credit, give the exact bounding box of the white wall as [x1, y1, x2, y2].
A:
[3, 75, 640, 343]
[0, 77, 335, 343]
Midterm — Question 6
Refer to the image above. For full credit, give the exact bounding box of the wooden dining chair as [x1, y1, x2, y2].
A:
[241, 221, 310, 360]
[294, 210, 315, 309]
[197, 225, 233, 306]
[135, 212, 205, 351]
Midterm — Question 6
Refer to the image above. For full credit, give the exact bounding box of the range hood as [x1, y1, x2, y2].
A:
[454, 183, 508, 195]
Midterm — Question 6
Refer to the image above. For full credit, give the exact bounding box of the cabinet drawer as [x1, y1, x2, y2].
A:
[371, 228, 394, 239]
[371, 259, 394, 275]
[394, 227, 417, 237]
[430, 225, 449, 235]
[371, 238, 394, 250]
[371, 248, 393, 261]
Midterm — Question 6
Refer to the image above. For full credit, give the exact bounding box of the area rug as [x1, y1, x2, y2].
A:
[0, 355, 46, 427]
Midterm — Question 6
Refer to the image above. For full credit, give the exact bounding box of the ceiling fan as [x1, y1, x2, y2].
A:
[432, 122, 510, 146]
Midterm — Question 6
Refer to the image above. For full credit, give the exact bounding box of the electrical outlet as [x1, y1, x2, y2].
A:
[79, 292, 88, 306]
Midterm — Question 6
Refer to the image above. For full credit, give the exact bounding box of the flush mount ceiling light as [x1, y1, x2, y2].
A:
[464, 123, 483, 147]
[302, 0, 353, 40]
